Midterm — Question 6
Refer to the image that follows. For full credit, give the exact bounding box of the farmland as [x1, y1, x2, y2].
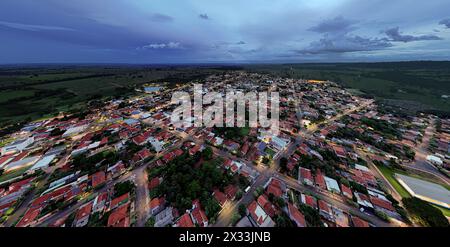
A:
[1, 62, 449, 129]
[0, 65, 236, 127]
[245, 61, 450, 116]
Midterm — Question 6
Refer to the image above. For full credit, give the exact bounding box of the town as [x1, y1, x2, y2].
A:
[0, 71, 448, 228]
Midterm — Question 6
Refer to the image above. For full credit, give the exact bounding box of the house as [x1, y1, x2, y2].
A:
[107, 161, 126, 179]
[16, 208, 40, 227]
[107, 203, 130, 227]
[333, 207, 349, 227]
[93, 192, 108, 213]
[213, 189, 227, 206]
[175, 213, 195, 227]
[150, 197, 165, 216]
[257, 194, 278, 218]
[148, 177, 162, 190]
[154, 206, 175, 227]
[189, 144, 201, 156]
[331, 144, 346, 158]
[191, 201, 208, 227]
[318, 200, 333, 221]
[324, 176, 341, 194]
[247, 201, 275, 227]
[224, 140, 240, 152]
[74, 202, 93, 227]
[354, 192, 373, 210]
[133, 135, 147, 146]
[270, 136, 290, 150]
[241, 142, 250, 156]
[8, 177, 34, 194]
[265, 178, 285, 198]
[287, 203, 306, 227]
[300, 194, 317, 209]
[370, 196, 398, 218]
[340, 184, 353, 199]
[315, 170, 326, 190]
[224, 185, 239, 200]
[1, 137, 34, 155]
[110, 193, 129, 210]
[132, 148, 152, 163]
[90, 171, 106, 188]
[299, 167, 314, 186]
[351, 216, 370, 227]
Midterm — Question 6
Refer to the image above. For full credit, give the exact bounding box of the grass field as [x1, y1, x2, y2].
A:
[245, 61, 450, 116]
[0, 65, 234, 127]
[375, 164, 411, 198]
[375, 164, 450, 217]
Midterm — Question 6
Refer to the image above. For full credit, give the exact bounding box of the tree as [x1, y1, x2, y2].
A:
[275, 213, 294, 227]
[202, 147, 213, 160]
[145, 217, 155, 227]
[279, 157, 288, 172]
[231, 213, 241, 226]
[114, 180, 136, 197]
[238, 204, 247, 217]
[204, 198, 221, 219]
[402, 197, 449, 227]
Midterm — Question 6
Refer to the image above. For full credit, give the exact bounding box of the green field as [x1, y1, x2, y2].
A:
[245, 61, 450, 116]
[375, 164, 450, 217]
[0, 65, 236, 128]
[375, 164, 411, 198]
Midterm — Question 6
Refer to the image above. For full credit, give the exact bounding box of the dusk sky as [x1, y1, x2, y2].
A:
[1, 0, 450, 63]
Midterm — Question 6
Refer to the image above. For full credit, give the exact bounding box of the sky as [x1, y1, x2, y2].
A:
[1, 0, 450, 64]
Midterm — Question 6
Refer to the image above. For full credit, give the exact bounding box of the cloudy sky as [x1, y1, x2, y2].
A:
[1, 0, 450, 63]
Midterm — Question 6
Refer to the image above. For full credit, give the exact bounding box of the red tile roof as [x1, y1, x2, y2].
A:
[300, 168, 313, 181]
[318, 200, 331, 214]
[148, 177, 161, 190]
[110, 193, 129, 209]
[191, 207, 208, 227]
[11, 151, 29, 163]
[107, 203, 130, 227]
[177, 213, 194, 227]
[150, 197, 165, 210]
[352, 216, 369, 227]
[288, 203, 306, 227]
[91, 171, 106, 188]
[302, 194, 317, 208]
[75, 202, 93, 221]
[370, 196, 395, 212]
[340, 184, 353, 198]
[266, 179, 283, 198]
[213, 189, 227, 206]
[224, 185, 238, 199]
[16, 208, 40, 227]
[315, 170, 326, 189]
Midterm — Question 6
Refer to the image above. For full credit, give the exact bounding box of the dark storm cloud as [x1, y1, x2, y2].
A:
[0, 0, 449, 63]
[298, 35, 391, 55]
[150, 13, 174, 23]
[199, 14, 209, 20]
[384, 27, 442, 42]
[308, 16, 357, 34]
[439, 18, 450, 28]
[302, 16, 391, 55]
